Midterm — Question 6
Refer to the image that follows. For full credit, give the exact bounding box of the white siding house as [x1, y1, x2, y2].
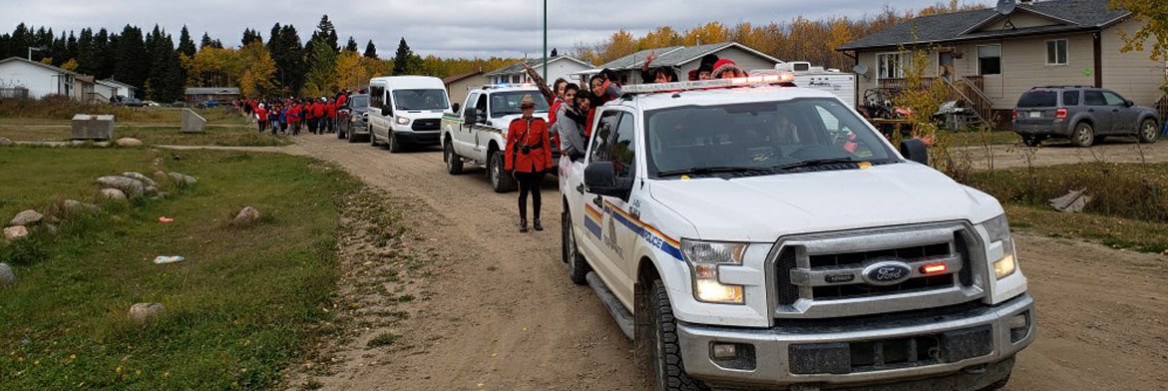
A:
[588, 42, 784, 84]
[485, 56, 593, 87]
[0, 57, 87, 100]
[99, 79, 137, 100]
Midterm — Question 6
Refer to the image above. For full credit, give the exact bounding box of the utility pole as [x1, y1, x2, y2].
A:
[542, 0, 548, 82]
[27, 47, 44, 61]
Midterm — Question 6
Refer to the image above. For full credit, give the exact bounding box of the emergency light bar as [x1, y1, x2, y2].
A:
[482, 83, 537, 90]
[621, 73, 796, 95]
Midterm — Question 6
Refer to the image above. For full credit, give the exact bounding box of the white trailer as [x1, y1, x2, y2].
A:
[758, 61, 857, 108]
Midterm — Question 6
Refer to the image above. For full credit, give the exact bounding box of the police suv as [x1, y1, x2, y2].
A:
[559, 75, 1034, 391]
[441, 84, 549, 192]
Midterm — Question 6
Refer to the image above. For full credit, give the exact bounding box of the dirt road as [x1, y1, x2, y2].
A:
[283, 134, 1166, 390]
[958, 138, 1168, 170]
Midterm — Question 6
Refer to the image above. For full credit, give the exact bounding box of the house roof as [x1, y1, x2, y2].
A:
[0, 56, 81, 76]
[185, 87, 240, 95]
[485, 56, 592, 76]
[837, 0, 1131, 51]
[443, 71, 484, 85]
[98, 79, 136, 90]
[596, 42, 782, 71]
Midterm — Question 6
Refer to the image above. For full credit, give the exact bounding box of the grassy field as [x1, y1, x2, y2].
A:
[0, 146, 361, 389]
[965, 161, 1168, 253]
[0, 104, 290, 146]
[946, 130, 1020, 147]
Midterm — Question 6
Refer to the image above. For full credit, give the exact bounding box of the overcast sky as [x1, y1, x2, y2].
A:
[1, 0, 988, 58]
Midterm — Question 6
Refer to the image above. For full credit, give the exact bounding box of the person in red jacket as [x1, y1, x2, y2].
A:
[288, 104, 301, 135]
[326, 99, 338, 133]
[255, 104, 268, 133]
[312, 99, 326, 134]
[303, 99, 316, 134]
[504, 95, 553, 233]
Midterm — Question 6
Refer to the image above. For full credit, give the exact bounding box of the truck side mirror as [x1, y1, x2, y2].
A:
[451, 103, 461, 113]
[585, 162, 634, 200]
[900, 138, 929, 165]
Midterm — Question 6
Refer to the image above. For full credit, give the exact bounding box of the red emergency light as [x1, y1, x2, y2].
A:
[920, 263, 948, 274]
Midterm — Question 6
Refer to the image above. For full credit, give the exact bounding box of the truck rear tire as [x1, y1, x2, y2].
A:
[489, 151, 516, 193]
[648, 279, 708, 391]
[445, 141, 464, 175]
[563, 205, 590, 285]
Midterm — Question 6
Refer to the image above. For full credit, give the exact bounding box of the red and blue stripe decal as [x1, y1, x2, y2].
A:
[598, 201, 684, 261]
[584, 204, 604, 238]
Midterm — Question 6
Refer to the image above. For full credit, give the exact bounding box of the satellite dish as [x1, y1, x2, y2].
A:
[853, 64, 870, 76]
[996, 0, 1016, 15]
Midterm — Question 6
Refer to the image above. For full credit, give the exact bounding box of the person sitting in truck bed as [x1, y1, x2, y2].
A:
[640, 52, 678, 84]
[556, 84, 587, 161]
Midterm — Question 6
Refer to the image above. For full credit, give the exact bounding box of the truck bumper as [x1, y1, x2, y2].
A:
[1012, 119, 1071, 137]
[676, 294, 1035, 390]
[393, 130, 441, 146]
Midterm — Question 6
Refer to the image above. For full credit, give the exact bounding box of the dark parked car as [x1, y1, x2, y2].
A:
[338, 94, 370, 143]
[1012, 86, 1160, 147]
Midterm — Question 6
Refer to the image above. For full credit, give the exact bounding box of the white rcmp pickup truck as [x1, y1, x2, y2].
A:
[441, 84, 550, 192]
[559, 75, 1034, 391]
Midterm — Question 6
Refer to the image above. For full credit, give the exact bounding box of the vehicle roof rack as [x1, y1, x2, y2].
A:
[620, 73, 796, 97]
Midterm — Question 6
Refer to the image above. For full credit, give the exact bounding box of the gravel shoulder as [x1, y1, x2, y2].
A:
[286, 134, 1166, 390]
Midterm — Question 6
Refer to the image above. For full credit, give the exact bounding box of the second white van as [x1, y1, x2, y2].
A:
[367, 76, 451, 152]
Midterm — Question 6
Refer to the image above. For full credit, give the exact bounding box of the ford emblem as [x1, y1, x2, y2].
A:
[862, 260, 913, 286]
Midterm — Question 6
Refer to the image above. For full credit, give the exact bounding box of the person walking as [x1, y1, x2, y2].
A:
[326, 98, 338, 133]
[505, 95, 553, 233]
[255, 104, 268, 133]
[313, 98, 326, 134]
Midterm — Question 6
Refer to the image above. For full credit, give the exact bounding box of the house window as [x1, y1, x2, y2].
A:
[978, 45, 1002, 75]
[511, 75, 520, 84]
[1046, 39, 1068, 65]
[876, 52, 905, 79]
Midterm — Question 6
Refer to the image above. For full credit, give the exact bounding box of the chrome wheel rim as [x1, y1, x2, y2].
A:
[1078, 126, 1092, 145]
[1143, 122, 1157, 140]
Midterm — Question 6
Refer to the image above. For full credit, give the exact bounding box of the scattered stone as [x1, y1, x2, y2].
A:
[153, 170, 167, 180]
[114, 137, 142, 147]
[128, 303, 165, 324]
[145, 186, 158, 194]
[233, 206, 261, 226]
[97, 176, 145, 197]
[10, 210, 44, 226]
[63, 199, 100, 214]
[0, 263, 14, 284]
[3, 226, 29, 240]
[1050, 189, 1091, 213]
[122, 172, 157, 187]
[101, 188, 128, 200]
[0, 137, 14, 146]
[168, 172, 197, 184]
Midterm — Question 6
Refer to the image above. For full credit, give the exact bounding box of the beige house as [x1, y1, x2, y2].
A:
[443, 71, 487, 106]
[838, 0, 1166, 125]
[591, 42, 783, 85]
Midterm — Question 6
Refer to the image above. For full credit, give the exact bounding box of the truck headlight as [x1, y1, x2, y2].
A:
[682, 240, 746, 304]
[395, 116, 410, 125]
[983, 214, 1018, 279]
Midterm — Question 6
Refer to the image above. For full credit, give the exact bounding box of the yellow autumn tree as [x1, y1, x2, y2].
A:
[60, 59, 79, 71]
[683, 22, 730, 46]
[1111, 0, 1168, 88]
[640, 27, 682, 49]
[601, 30, 638, 63]
[237, 42, 277, 98]
[184, 47, 241, 87]
[335, 50, 374, 91]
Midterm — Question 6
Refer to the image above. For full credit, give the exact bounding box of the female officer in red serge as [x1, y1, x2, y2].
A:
[505, 95, 553, 233]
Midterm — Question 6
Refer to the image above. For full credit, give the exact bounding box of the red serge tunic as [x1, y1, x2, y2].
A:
[504, 117, 553, 173]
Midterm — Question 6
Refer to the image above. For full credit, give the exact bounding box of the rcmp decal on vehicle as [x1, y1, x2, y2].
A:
[600, 201, 683, 261]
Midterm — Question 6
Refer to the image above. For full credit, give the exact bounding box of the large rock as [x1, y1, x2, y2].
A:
[115, 137, 142, 147]
[0, 263, 14, 285]
[181, 108, 207, 133]
[3, 226, 29, 240]
[168, 172, 197, 185]
[128, 303, 165, 324]
[100, 188, 127, 200]
[122, 172, 157, 187]
[10, 210, 43, 226]
[97, 176, 145, 197]
[63, 200, 100, 214]
[0, 137, 12, 146]
[233, 206, 261, 226]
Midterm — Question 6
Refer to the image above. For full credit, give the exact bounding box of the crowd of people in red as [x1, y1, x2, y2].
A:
[237, 89, 354, 135]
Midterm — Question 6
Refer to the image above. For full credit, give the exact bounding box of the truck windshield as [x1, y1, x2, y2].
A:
[490, 91, 549, 117]
[645, 98, 897, 178]
[392, 89, 448, 111]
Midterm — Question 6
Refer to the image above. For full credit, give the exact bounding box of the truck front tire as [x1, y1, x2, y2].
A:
[648, 279, 709, 391]
[445, 141, 464, 174]
[388, 130, 402, 153]
[489, 151, 516, 193]
[562, 205, 590, 285]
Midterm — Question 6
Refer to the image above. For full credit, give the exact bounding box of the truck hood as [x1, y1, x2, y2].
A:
[488, 113, 549, 130]
[648, 162, 1002, 242]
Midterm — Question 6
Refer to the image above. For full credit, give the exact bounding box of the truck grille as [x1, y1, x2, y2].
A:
[772, 223, 986, 319]
[412, 118, 440, 131]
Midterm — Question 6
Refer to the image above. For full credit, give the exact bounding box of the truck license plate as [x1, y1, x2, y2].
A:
[1029, 111, 1041, 118]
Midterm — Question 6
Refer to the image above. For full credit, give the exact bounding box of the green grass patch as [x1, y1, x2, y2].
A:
[947, 130, 1020, 147]
[965, 162, 1168, 223]
[1003, 204, 1168, 253]
[0, 115, 287, 147]
[0, 147, 361, 389]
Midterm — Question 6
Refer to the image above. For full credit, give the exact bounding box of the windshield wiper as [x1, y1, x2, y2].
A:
[774, 158, 858, 171]
[657, 166, 774, 178]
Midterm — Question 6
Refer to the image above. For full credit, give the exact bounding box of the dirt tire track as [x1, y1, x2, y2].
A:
[283, 134, 1166, 390]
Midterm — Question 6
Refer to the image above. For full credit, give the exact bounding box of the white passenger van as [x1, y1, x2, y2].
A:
[367, 76, 451, 152]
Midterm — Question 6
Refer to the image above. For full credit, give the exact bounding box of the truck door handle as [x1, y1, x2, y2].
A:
[592, 195, 603, 208]
[575, 184, 584, 194]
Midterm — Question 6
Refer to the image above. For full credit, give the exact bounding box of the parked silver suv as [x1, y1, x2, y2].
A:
[1012, 86, 1160, 147]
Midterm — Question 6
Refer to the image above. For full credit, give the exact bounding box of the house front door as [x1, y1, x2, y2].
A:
[939, 52, 955, 81]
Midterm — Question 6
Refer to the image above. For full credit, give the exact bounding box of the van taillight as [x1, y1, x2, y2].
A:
[1056, 108, 1068, 119]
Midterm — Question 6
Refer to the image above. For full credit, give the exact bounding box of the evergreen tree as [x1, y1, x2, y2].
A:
[363, 40, 377, 59]
[114, 25, 149, 89]
[269, 24, 305, 95]
[76, 28, 96, 75]
[178, 26, 196, 57]
[95, 28, 115, 79]
[65, 32, 78, 62]
[392, 38, 420, 75]
[145, 28, 184, 102]
[10, 23, 30, 60]
[304, 17, 340, 96]
[200, 32, 214, 49]
[345, 37, 358, 53]
[241, 28, 262, 47]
